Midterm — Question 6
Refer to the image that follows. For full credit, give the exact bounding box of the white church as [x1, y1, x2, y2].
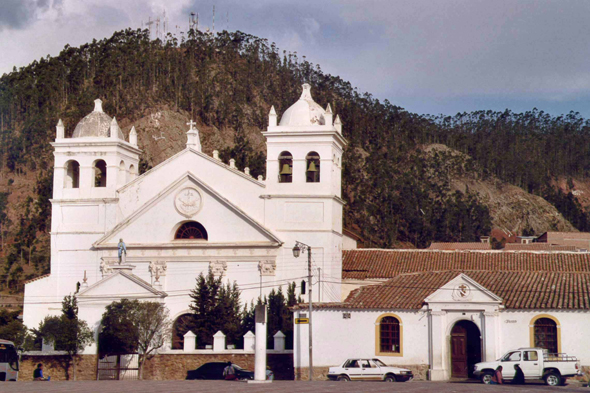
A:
[22, 83, 590, 382]
[23, 83, 348, 351]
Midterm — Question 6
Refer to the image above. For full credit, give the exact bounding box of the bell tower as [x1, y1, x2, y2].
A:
[262, 84, 347, 302]
[50, 99, 141, 294]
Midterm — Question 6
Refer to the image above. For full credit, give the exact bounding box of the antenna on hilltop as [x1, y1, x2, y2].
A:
[145, 16, 154, 38]
[189, 12, 199, 31]
[212, 5, 215, 32]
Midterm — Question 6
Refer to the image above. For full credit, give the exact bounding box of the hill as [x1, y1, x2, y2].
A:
[1, 28, 590, 294]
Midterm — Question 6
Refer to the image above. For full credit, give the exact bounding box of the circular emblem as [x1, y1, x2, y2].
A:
[452, 284, 471, 301]
[174, 187, 203, 218]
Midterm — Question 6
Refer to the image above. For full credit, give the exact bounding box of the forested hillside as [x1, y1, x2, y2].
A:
[1, 28, 590, 292]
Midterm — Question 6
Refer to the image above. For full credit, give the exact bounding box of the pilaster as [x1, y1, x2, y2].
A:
[429, 310, 446, 381]
[483, 311, 500, 362]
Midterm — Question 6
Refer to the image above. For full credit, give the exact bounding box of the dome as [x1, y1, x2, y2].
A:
[279, 84, 326, 126]
[72, 99, 124, 139]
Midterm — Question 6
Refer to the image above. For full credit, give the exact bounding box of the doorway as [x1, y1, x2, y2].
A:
[450, 320, 481, 378]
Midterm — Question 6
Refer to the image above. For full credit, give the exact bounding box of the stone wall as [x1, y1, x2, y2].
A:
[144, 354, 254, 380]
[20, 354, 98, 381]
[18, 353, 293, 381]
[144, 353, 293, 380]
[295, 364, 429, 381]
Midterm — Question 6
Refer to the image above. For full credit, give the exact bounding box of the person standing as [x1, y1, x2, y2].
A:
[490, 365, 503, 384]
[223, 362, 237, 380]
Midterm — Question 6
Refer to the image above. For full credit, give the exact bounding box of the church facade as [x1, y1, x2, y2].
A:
[23, 84, 347, 352]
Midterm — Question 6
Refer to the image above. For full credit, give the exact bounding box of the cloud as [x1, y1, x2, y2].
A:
[2, 0, 590, 118]
[0, 0, 59, 31]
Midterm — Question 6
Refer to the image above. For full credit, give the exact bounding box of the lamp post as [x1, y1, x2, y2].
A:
[293, 241, 313, 381]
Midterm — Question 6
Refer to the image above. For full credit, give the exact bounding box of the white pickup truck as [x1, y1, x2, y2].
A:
[473, 347, 582, 386]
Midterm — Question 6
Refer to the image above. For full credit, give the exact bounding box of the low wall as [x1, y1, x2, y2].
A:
[18, 352, 293, 381]
[20, 354, 98, 381]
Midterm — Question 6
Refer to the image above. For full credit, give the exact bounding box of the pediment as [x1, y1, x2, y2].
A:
[77, 271, 167, 299]
[94, 172, 282, 248]
[424, 273, 502, 304]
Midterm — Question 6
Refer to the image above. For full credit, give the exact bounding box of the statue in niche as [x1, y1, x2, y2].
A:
[118, 238, 127, 264]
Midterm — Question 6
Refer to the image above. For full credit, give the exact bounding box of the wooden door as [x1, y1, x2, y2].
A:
[451, 324, 468, 378]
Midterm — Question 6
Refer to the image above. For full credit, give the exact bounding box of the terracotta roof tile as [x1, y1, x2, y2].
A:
[305, 270, 590, 310]
[24, 274, 50, 284]
[343, 249, 590, 280]
[428, 242, 490, 250]
[503, 243, 577, 251]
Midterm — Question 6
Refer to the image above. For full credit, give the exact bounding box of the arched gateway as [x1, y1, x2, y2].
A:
[450, 320, 481, 378]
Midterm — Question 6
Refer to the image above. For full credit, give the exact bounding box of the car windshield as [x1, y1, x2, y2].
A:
[372, 359, 387, 367]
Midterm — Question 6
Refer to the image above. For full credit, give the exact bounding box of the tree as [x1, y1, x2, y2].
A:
[36, 295, 94, 380]
[99, 299, 139, 355]
[99, 299, 171, 379]
[134, 302, 171, 379]
[188, 271, 242, 347]
[0, 309, 28, 348]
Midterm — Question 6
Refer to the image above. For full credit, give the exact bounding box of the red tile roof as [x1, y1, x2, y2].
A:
[342, 249, 590, 280]
[306, 270, 590, 310]
[24, 274, 50, 284]
[428, 242, 491, 250]
[503, 243, 577, 251]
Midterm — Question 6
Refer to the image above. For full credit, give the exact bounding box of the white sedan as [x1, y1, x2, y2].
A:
[328, 358, 414, 382]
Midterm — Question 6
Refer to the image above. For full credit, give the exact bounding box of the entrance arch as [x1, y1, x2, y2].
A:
[450, 320, 481, 378]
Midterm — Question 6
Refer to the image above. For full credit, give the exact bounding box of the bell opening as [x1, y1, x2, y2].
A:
[306, 152, 320, 183]
[279, 151, 293, 183]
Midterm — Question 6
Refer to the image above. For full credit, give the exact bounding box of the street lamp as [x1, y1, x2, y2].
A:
[293, 241, 313, 381]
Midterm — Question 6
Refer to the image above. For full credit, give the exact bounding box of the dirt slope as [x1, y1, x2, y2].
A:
[423, 144, 575, 234]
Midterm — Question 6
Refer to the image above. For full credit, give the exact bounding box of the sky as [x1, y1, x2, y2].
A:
[2, 0, 590, 118]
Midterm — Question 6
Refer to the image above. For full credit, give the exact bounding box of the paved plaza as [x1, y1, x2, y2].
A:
[4, 380, 588, 393]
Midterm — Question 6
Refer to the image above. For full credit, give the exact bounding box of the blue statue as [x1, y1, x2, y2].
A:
[118, 238, 127, 264]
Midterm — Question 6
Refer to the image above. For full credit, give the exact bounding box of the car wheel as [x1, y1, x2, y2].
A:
[480, 372, 494, 385]
[384, 374, 397, 382]
[544, 372, 562, 386]
[337, 375, 350, 382]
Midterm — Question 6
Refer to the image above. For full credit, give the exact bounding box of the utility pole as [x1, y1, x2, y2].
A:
[293, 241, 313, 380]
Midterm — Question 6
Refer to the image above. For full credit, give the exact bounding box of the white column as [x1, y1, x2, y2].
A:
[483, 311, 500, 362]
[183, 331, 196, 352]
[80, 165, 93, 190]
[213, 331, 226, 352]
[42, 338, 54, 352]
[254, 305, 268, 381]
[273, 330, 285, 351]
[243, 331, 255, 351]
[429, 311, 446, 381]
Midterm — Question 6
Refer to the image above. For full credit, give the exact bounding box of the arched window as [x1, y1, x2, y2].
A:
[65, 160, 80, 188]
[93, 160, 107, 187]
[375, 314, 403, 356]
[534, 317, 558, 353]
[278, 151, 293, 183]
[128, 164, 137, 182]
[306, 151, 320, 183]
[175, 221, 208, 240]
[117, 160, 126, 185]
[171, 313, 194, 350]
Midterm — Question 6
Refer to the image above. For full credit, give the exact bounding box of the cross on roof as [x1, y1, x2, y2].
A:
[187, 120, 196, 131]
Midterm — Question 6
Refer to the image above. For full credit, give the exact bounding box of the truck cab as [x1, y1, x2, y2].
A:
[473, 347, 582, 386]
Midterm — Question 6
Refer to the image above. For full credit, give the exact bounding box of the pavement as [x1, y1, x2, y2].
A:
[4, 380, 589, 393]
